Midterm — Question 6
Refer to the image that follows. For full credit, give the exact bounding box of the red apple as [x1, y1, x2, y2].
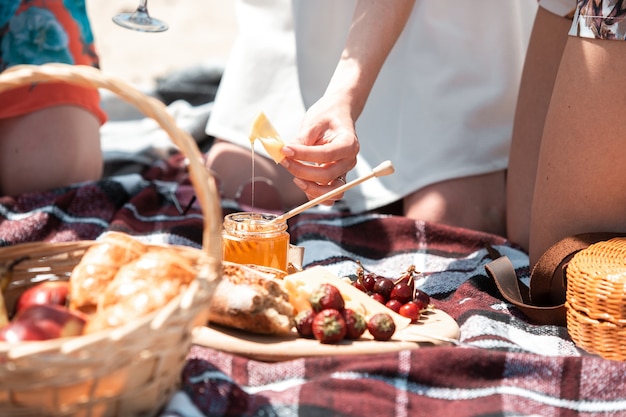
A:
[0, 319, 50, 342]
[0, 292, 8, 329]
[0, 304, 86, 342]
[15, 281, 70, 314]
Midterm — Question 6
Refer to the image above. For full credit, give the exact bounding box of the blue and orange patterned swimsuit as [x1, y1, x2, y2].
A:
[0, 0, 106, 123]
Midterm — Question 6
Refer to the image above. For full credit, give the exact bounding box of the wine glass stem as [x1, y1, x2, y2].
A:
[137, 0, 148, 13]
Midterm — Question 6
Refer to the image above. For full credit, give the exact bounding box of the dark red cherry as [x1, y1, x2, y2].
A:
[373, 278, 394, 300]
[385, 299, 403, 313]
[399, 301, 421, 322]
[414, 289, 430, 308]
[390, 282, 413, 304]
[371, 292, 386, 305]
[362, 273, 377, 292]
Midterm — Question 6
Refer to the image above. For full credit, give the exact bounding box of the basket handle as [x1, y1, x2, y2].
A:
[0, 63, 222, 260]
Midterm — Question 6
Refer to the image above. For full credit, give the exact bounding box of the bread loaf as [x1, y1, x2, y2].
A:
[208, 262, 295, 335]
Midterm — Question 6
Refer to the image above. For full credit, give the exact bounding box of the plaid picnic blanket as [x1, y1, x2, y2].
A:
[2, 153, 626, 417]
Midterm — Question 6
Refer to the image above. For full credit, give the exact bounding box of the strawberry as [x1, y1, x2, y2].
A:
[342, 308, 367, 340]
[308, 283, 345, 313]
[294, 309, 315, 338]
[311, 309, 346, 344]
[367, 312, 396, 341]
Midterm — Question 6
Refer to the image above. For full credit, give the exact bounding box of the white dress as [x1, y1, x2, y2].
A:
[205, 0, 305, 149]
[538, 0, 577, 17]
[208, 0, 538, 214]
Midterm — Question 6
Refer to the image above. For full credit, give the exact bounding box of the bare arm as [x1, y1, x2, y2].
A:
[281, 0, 415, 202]
[326, 0, 415, 120]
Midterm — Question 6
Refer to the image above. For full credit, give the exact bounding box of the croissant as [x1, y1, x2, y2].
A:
[84, 246, 197, 334]
[69, 232, 146, 314]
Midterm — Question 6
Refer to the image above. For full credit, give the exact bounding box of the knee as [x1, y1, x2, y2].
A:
[403, 172, 506, 236]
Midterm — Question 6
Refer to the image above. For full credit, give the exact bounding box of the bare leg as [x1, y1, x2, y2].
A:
[506, 8, 571, 252]
[0, 106, 102, 196]
[205, 139, 307, 210]
[404, 170, 506, 236]
[529, 37, 626, 266]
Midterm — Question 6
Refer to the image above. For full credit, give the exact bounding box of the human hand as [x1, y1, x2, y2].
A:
[280, 94, 359, 205]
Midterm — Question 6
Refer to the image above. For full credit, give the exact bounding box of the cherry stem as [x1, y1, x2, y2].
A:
[355, 260, 366, 284]
[393, 264, 419, 286]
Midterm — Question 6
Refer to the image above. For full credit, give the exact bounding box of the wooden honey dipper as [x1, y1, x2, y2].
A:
[271, 160, 395, 223]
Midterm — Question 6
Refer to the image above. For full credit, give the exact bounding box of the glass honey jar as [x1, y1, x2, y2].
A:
[222, 212, 290, 272]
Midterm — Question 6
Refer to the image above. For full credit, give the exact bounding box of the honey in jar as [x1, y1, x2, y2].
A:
[222, 212, 290, 272]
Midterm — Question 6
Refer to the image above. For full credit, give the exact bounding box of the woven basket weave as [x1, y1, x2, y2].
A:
[565, 237, 626, 361]
[0, 64, 223, 416]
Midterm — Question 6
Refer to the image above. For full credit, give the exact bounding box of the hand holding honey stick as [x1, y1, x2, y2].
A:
[271, 160, 395, 223]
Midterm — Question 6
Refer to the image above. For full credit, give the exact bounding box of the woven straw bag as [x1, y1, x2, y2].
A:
[485, 233, 626, 361]
[565, 237, 626, 361]
[0, 64, 223, 416]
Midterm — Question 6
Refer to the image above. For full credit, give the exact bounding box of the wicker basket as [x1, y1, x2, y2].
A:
[565, 237, 626, 361]
[0, 64, 223, 416]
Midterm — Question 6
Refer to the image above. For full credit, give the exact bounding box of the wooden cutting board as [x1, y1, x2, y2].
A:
[193, 307, 460, 362]
[193, 266, 460, 361]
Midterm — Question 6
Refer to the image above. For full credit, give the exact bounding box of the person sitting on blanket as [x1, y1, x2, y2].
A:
[0, 0, 106, 196]
[205, 0, 537, 237]
[507, 0, 576, 258]
[507, 0, 626, 267]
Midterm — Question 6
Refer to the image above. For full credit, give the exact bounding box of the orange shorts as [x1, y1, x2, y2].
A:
[0, 0, 107, 124]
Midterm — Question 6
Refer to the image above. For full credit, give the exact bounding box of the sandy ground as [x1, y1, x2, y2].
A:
[86, 0, 238, 88]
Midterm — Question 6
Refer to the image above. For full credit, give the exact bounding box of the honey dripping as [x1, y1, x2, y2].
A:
[249, 140, 256, 210]
[247, 112, 286, 211]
